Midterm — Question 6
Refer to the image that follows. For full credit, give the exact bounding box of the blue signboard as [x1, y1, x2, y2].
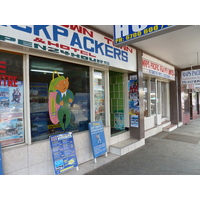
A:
[113, 25, 189, 47]
[0, 143, 3, 175]
[88, 121, 107, 159]
[49, 132, 78, 175]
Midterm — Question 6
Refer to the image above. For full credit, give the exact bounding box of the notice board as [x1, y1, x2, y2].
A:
[88, 121, 107, 159]
[0, 143, 3, 175]
[49, 133, 78, 175]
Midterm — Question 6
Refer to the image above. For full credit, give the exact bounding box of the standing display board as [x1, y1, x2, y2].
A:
[0, 143, 3, 175]
[88, 121, 107, 163]
[49, 132, 78, 175]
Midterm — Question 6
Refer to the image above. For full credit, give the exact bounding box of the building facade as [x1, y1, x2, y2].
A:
[0, 25, 182, 175]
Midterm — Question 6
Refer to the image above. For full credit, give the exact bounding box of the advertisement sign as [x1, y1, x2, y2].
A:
[88, 121, 107, 159]
[0, 143, 3, 175]
[49, 132, 78, 175]
[0, 81, 24, 147]
[142, 58, 175, 80]
[128, 75, 139, 128]
[182, 69, 200, 85]
[0, 25, 136, 71]
[113, 25, 189, 47]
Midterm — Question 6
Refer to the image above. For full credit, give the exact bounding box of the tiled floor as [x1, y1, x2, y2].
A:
[59, 153, 120, 175]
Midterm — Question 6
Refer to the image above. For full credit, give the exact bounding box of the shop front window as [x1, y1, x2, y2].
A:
[150, 79, 156, 115]
[0, 51, 24, 147]
[94, 70, 105, 125]
[143, 79, 148, 117]
[30, 56, 90, 142]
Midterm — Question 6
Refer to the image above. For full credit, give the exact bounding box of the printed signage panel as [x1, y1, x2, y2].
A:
[88, 121, 107, 159]
[0, 25, 136, 71]
[182, 70, 200, 85]
[142, 58, 175, 80]
[113, 25, 190, 47]
[0, 143, 3, 175]
[49, 132, 78, 175]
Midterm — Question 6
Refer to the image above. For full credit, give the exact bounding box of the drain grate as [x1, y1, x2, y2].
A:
[163, 134, 200, 144]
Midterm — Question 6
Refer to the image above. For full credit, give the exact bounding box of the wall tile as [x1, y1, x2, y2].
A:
[3, 145, 28, 174]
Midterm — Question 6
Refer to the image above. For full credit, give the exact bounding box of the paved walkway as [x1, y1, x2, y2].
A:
[85, 117, 200, 175]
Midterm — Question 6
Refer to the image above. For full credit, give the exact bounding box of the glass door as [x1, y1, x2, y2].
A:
[93, 70, 105, 125]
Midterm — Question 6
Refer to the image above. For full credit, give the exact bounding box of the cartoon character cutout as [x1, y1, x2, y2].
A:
[48, 71, 74, 131]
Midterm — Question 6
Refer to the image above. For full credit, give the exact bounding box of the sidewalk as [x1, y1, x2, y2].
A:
[85, 117, 200, 175]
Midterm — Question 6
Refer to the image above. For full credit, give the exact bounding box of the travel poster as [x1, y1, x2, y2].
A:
[49, 132, 78, 175]
[0, 143, 3, 175]
[88, 121, 107, 159]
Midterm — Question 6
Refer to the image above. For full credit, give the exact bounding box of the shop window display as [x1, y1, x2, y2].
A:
[94, 71, 105, 125]
[0, 51, 24, 147]
[30, 56, 90, 142]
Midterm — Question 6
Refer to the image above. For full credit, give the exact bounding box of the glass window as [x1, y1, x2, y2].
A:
[30, 56, 90, 142]
[143, 79, 148, 117]
[161, 82, 167, 117]
[0, 51, 24, 147]
[94, 70, 105, 124]
[150, 79, 156, 115]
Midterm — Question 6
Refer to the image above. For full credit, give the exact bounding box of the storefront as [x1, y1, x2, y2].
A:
[0, 25, 138, 174]
[181, 68, 200, 124]
[142, 53, 176, 138]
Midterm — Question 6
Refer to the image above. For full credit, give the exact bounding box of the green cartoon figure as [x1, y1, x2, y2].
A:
[48, 71, 74, 131]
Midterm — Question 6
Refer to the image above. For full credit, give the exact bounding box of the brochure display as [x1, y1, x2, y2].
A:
[88, 121, 107, 163]
[128, 75, 139, 128]
[49, 132, 78, 175]
[0, 143, 3, 175]
[0, 81, 24, 147]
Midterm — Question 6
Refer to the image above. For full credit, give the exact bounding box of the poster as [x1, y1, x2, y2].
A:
[88, 121, 107, 159]
[0, 143, 3, 175]
[49, 132, 78, 175]
[30, 82, 48, 113]
[128, 75, 139, 127]
[0, 81, 24, 147]
[114, 112, 124, 130]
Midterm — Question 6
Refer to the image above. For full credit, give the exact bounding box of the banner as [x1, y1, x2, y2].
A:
[0, 25, 136, 71]
[49, 132, 78, 175]
[88, 121, 107, 159]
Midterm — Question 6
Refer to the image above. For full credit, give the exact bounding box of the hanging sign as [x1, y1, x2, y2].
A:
[0, 143, 3, 175]
[182, 69, 200, 84]
[88, 121, 107, 160]
[113, 25, 190, 47]
[49, 132, 78, 175]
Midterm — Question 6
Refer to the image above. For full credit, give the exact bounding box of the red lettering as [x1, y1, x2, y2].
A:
[60, 44, 70, 50]
[0, 75, 18, 87]
[89, 53, 96, 57]
[71, 48, 79, 53]
[122, 46, 133, 53]
[80, 50, 88, 56]
[48, 41, 59, 47]
[61, 25, 93, 38]
[104, 37, 113, 45]
[33, 37, 46, 44]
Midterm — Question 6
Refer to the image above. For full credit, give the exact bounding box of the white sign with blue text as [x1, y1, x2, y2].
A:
[88, 121, 107, 162]
[0, 25, 136, 71]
